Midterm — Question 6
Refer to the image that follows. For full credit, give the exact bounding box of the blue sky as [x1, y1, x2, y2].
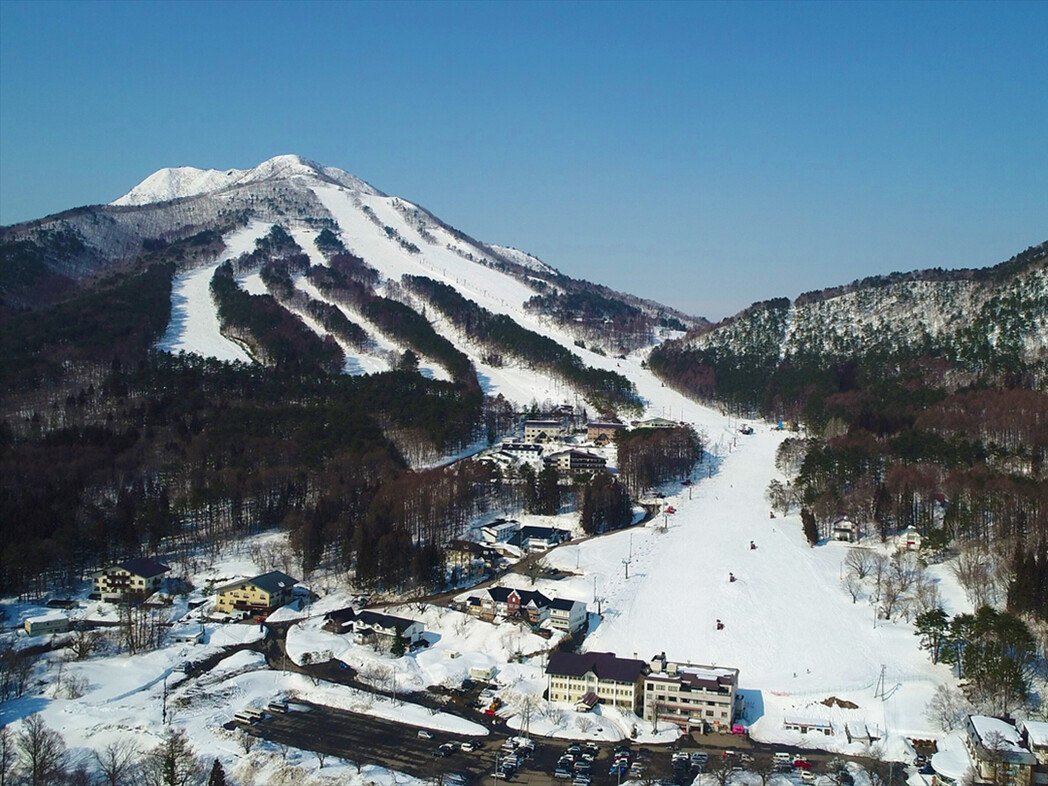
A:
[1, 1, 1046, 319]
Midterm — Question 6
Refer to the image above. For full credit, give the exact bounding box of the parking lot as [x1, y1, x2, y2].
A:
[247, 700, 898, 786]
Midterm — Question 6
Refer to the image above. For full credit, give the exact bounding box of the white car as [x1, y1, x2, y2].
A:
[417, 730, 433, 739]
[461, 741, 477, 752]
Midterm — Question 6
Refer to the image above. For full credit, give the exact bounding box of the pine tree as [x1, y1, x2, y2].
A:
[801, 507, 818, 547]
[914, 607, 949, 663]
[391, 629, 408, 657]
[208, 759, 227, 786]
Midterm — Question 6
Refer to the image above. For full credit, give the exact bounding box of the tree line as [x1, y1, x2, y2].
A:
[402, 275, 641, 414]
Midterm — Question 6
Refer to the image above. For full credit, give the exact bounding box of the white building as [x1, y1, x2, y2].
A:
[548, 598, 588, 633]
[643, 654, 740, 731]
[24, 613, 70, 637]
[481, 519, 520, 544]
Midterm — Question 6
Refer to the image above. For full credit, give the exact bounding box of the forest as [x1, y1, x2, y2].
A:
[0, 221, 686, 600]
[401, 275, 642, 414]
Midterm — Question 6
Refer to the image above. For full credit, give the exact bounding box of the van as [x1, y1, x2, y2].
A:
[773, 753, 793, 764]
[233, 712, 257, 725]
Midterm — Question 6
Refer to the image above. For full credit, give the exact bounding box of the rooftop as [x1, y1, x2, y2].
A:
[546, 651, 648, 683]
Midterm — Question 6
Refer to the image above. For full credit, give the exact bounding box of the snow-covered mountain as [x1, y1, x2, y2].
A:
[1, 155, 701, 416]
[111, 154, 383, 206]
[668, 243, 1048, 374]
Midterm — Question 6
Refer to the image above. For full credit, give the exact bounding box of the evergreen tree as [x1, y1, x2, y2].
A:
[536, 463, 560, 515]
[914, 607, 949, 663]
[391, 629, 408, 657]
[801, 507, 818, 547]
[207, 759, 227, 786]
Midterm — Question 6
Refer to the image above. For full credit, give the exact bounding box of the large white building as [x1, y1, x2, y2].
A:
[642, 653, 740, 732]
[546, 651, 648, 713]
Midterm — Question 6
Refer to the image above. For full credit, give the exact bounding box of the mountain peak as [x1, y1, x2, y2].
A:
[111, 154, 382, 207]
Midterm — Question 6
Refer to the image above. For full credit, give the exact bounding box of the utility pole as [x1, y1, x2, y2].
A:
[622, 556, 632, 580]
[162, 674, 168, 724]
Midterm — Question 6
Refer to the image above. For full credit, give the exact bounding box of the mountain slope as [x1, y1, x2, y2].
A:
[650, 241, 1048, 414]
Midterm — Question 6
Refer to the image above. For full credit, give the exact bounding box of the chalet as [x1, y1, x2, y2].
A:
[965, 715, 1036, 786]
[91, 558, 171, 602]
[547, 597, 588, 633]
[897, 525, 922, 551]
[481, 519, 520, 544]
[643, 654, 740, 732]
[323, 608, 424, 645]
[546, 650, 649, 714]
[587, 421, 626, 444]
[445, 539, 500, 579]
[500, 441, 544, 457]
[24, 613, 70, 637]
[544, 449, 606, 473]
[515, 525, 571, 552]
[523, 420, 563, 443]
[466, 587, 552, 625]
[213, 571, 297, 618]
[832, 517, 859, 543]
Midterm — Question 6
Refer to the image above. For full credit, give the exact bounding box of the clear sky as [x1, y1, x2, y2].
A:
[1, 1, 1046, 319]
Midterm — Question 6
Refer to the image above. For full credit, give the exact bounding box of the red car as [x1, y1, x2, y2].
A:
[793, 760, 813, 770]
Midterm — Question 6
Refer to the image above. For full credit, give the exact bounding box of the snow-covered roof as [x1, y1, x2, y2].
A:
[25, 611, 69, 624]
[931, 733, 973, 781]
[784, 715, 833, 728]
[970, 715, 1023, 748]
[1021, 720, 1048, 748]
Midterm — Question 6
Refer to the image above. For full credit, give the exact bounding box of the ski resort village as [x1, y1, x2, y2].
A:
[2, 156, 1046, 786]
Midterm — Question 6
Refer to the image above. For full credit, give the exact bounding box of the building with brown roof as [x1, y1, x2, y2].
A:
[643, 653, 740, 732]
[545, 650, 649, 713]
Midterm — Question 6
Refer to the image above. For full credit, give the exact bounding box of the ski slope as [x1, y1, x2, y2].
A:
[146, 163, 973, 756]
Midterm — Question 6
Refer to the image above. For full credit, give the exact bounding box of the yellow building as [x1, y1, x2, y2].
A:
[546, 651, 648, 713]
[214, 571, 297, 618]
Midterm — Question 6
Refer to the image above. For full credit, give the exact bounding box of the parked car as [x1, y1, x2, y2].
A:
[417, 730, 433, 739]
[801, 772, 816, 783]
[794, 759, 813, 770]
[554, 768, 573, 779]
[460, 741, 477, 752]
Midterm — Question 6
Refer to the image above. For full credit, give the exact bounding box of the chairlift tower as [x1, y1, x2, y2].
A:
[874, 664, 887, 700]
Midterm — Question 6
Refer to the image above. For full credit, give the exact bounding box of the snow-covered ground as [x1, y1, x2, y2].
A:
[8, 160, 981, 779]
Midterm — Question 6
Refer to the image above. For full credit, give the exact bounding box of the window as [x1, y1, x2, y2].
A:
[706, 711, 714, 717]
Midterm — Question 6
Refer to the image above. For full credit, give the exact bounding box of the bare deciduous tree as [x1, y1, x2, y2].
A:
[845, 548, 876, 580]
[93, 739, 140, 786]
[925, 684, 972, 732]
[843, 574, 863, 603]
[16, 714, 67, 786]
[0, 725, 14, 786]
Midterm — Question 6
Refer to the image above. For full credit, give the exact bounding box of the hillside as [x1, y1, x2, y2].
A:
[2, 155, 1047, 782]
